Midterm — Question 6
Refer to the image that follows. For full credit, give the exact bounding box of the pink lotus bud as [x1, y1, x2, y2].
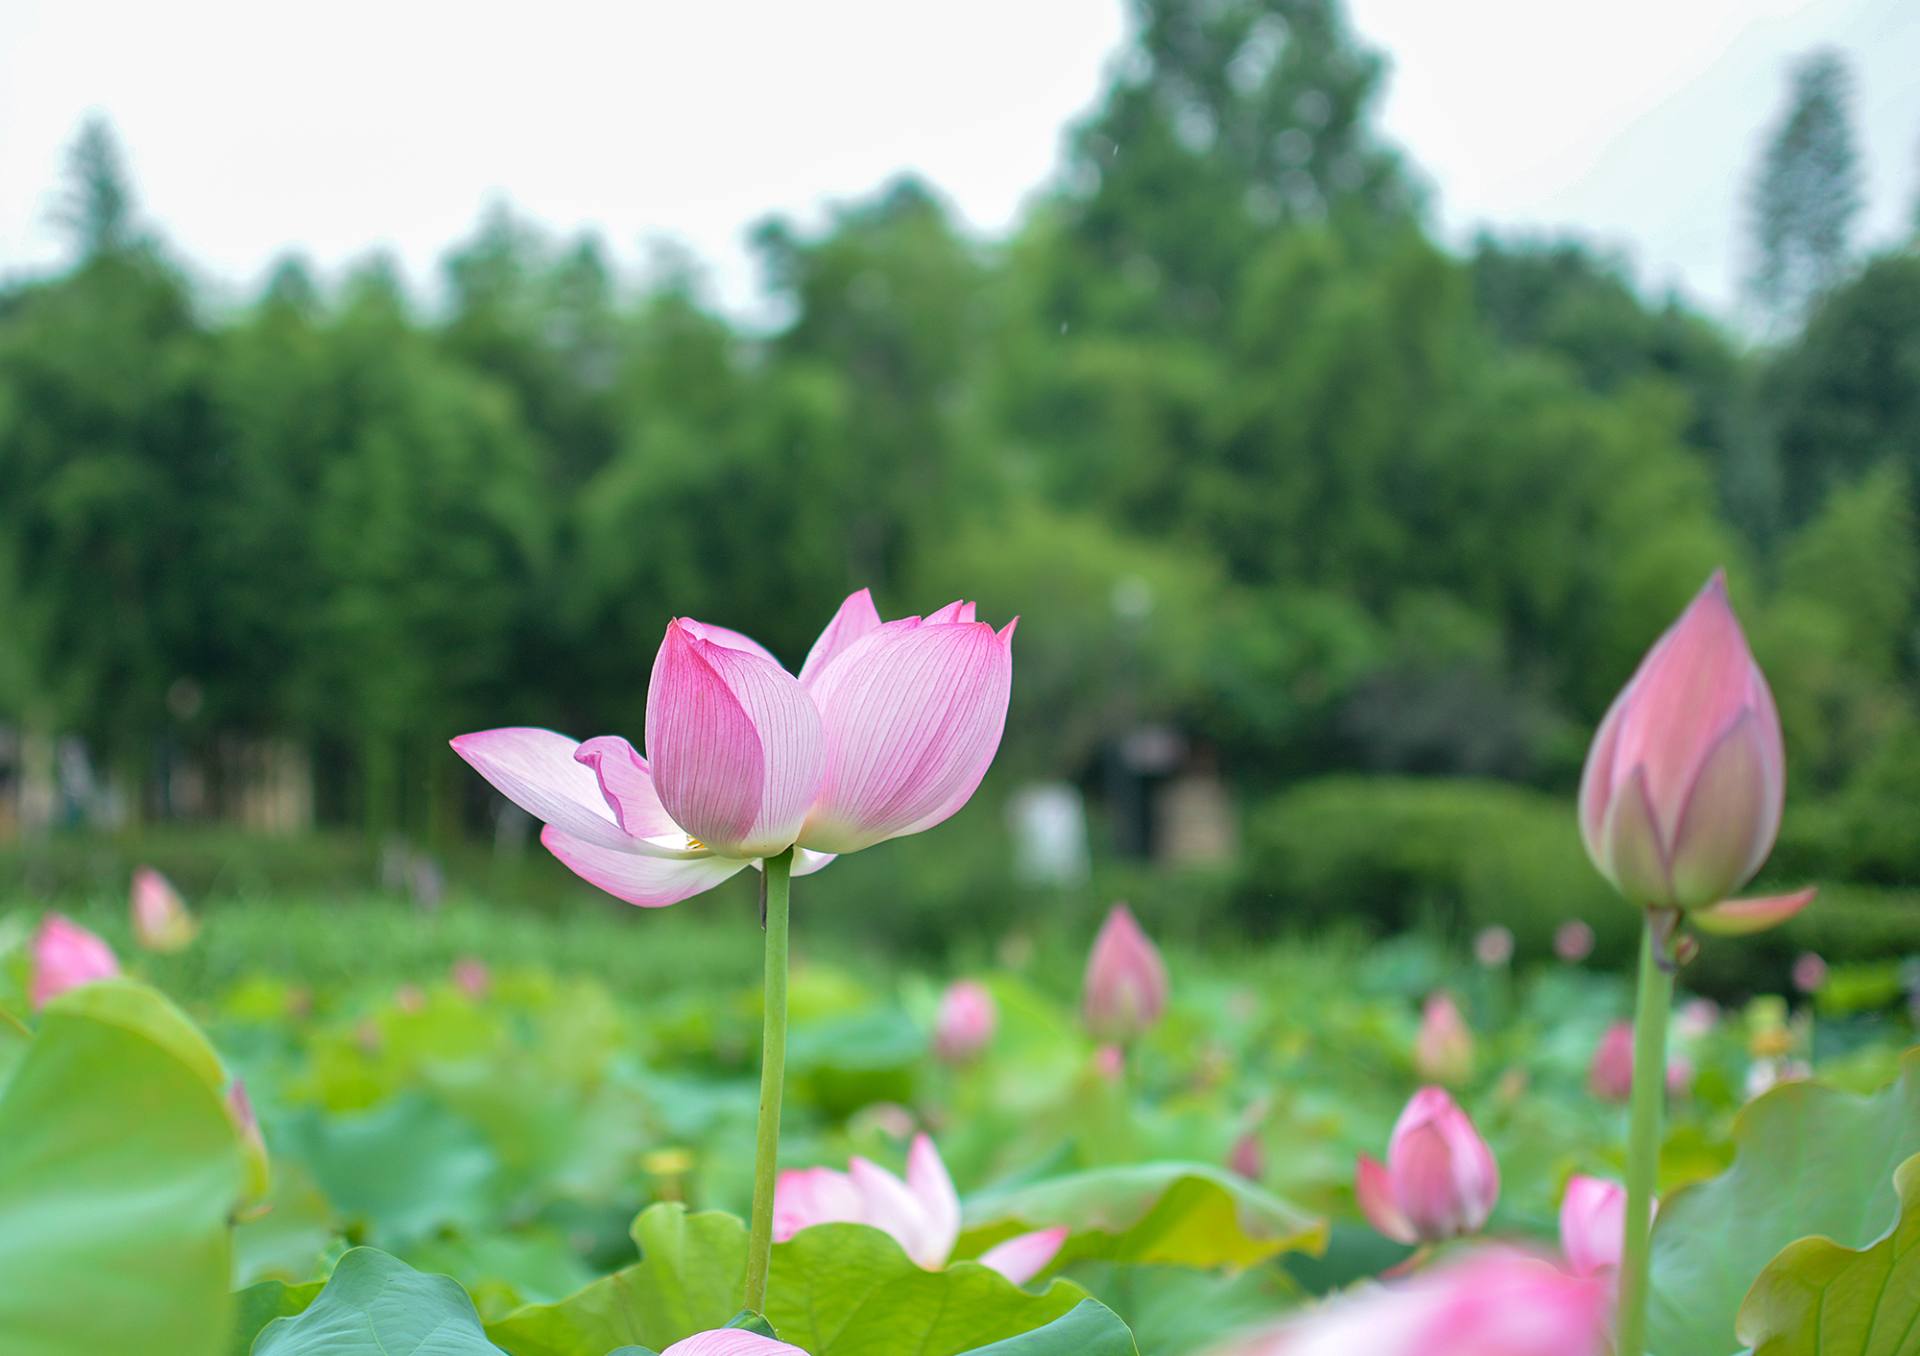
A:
[1082, 904, 1168, 1041]
[773, 1133, 1065, 1283]
[1414, 993, 1474, 1085]
[130, 868, 196, 953]
[228, 1079, 271, 1204]
[1579, 571, 1805, 914]
[1559, 1176, 1628, 1276]
[932, 980, 997, 1062]
[1676, 997, 1720, 1039]
[1229, 1131, 1266, 1181]
[1588, 1021, 1689, 1103]
[30, 915, 120, 1010]
[1791, 951, 1828, 994]
[1214, 1247, 1610, 1356]
[1473, 926, 1514, 967]
[452, 956, 490, 1000]
[1092, 1044, 1125, 1081]
[1553, 920, 1594, 963]
[1355, 1087, 1500, 1245]
[661, 1332, 808, 1355]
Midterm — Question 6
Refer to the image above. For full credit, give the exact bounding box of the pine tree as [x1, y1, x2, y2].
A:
[1745, 49, 1863, 328]
[53, 117, 139, 260]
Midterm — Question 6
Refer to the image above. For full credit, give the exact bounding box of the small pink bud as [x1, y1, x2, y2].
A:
[932, 980, 996, 1062]
[1554, 920, 1595, 963]
[1559, 1175, 1630, 1276]
[1474, 926, 1514, 967]
[130, 868, 196, 953]
[1229, 1131, 1265, 1181]
[1414, 992, 1474, 1085]
[228, 1079, 271, 1204]
[30, 915, 120, 1010]
[1355, 1087, 1500, 1245]
[451, 957, 490, 1000]
[1589, 1021, 1689, 1103]
[1675, 998, 1720, 1039]
[1082, 904, 1168, 1042]
[1791, 951, 1828, 994]
[1579, 572, 1804, 912]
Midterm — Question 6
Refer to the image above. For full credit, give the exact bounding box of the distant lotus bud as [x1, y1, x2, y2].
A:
[1229, 1130, 1265, 1181]
[1791, 952, 1828, 994]
[1093, 1044, 1125, 1082]
[1579, 572, 1811, 920]
[1588, 1023, 1636, 1102]
[1675, 998, 1720, 1039]
[1474, 926, 1514, 967]
[1554, 920, 1594, 963]
[932, 980, 997, 1062]
[30, 915, 120, 1010]
[452, 957, 490, 1000]
[228, 1079, 271, 1205]
[1414, 992, 1474, 1085]
[1559, 1175, 1629, 1276]
[1356, 1087, 1500, 1245]
[130, 868, 196, 953]
[1082, 904, 1168, 1041]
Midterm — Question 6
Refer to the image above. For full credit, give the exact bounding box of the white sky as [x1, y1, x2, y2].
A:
[0, 0, 1915, 320]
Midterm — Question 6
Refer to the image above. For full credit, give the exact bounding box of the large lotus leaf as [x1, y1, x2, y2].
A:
[485, 1205, 747, 1356]
[253, 1247, 502, 1355]
[277, 1091, 498, 1244]
[1736, 1152, 1920, 1356]
[1064, 1261, 1300, 1353]
[1649, 1049, 1920, 1356]
[953, 1300, 1139, 1355]
[959, 1162, 1327, 1271]
[0, 980, 246, 1356]
[763, 1222, 1093, 1355]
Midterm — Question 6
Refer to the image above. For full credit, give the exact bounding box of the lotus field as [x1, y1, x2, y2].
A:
[3, 579, 1917, 1356]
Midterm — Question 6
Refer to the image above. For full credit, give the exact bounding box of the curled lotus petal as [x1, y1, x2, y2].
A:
[974, 1226, 1068, 1284]
[1691, 888, 1817, 937]
[675, 616, 783, 667]
[541, 827, 749, 908]
[1356, 1153, 1417, 1245]
[572, 735, 682, 840]
[451, 727, 635, 850]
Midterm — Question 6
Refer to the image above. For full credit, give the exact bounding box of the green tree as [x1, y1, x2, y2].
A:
[1745, 49, 1862, 328]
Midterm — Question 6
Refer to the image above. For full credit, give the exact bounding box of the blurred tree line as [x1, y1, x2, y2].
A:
[2, 0, 1916, 865]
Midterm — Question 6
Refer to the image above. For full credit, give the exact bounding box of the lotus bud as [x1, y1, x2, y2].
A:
[1554, 920, 1594, 963]
[932, 980, 996, 1063]
[1791, 952, 1827, 994]
[1414, 992, 1474, 1085]
[130, 868, 196, 953]
[1082, 904, 1168, 1042]
[30, 915, 120, 1010]
[1579, 572, 1815, 930]
[1474, 926, 1514, 967]
[228, 1079, 271, 1206]
[1356, 1087, 1500, 1245]
[1229, 1131, 1266, 1181]
[1588, 1021, 1690, 1103]
[1559, 1175, 1629, 1276]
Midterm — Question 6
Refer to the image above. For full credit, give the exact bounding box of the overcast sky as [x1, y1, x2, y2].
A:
[1, 0, 1915, 320]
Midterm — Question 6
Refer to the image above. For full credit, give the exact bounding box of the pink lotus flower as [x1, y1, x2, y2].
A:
[1553, 920, 1594, 963]
[452, 591, 1015, 907]
[1579, 571, 1814, 930]
[1414, 992, 1474, 1085]
[30, 915, 120, 1010]
[661, 1333, 808, 1356]
[1356, 1088, 1499, 1245]
[1559, 1175, 1628, 1276]
[130, 867, 196, 953]
[1211, 1248, 1611, 1356]
[773, 1133, 1066, 1284]
[452, 956, 491, 1000]
[1082, 904, 1168, 1041]
[1473, 926, 1514, 967]
[1587, 1021, 1692, 1103]
[932, 980, 997, 1062]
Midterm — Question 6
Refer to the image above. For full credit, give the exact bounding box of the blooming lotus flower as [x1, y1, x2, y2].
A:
[1356, 1088, 1499, 1245]
[1553, 920, 1594, 964]
[662, 1333, 807, 1356]
[1082, 904, 1168, 1042]
[1579, 571, 1815, 931]
[773, 1133, 1066, 1284]
[452, 591, 1015, 907]
[932, 980, 996, 1062]
[1414, 993, 1473, 1085]
[30, 915, 120, 1010]
[1559, 1176, 1628, 1276]
[1209, 1248, 1611, 1356]
[130, 868, 196, 952]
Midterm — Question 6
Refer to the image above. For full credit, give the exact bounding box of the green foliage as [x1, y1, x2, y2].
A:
[1745, 48, 1864, 327]
[253, 1247, 503, 1355]
[1647, 1049, 1920, 1356]
[0, 981, 245, 1356]
[1736, 1152, 1920, 1356]
[955, 1300, 1139, 1355]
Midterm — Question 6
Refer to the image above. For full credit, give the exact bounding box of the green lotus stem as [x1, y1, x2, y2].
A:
[743, 847, 794, 1315]
[1616, 914, 1674, 1356]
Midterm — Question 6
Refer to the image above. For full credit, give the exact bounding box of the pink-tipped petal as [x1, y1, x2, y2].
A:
[451, 727, 634, 849]
[1668, 710, 1781, 907]
[30, 916, 121, 1011]
[572, 735, 681, 840]
[1357, 1153, 1417, 1245]
[1577, 692, 1628, 865]
[1082, 904, 1170, 1041]
[1691, 887, 1818, 937]
[799, 588, 885, 688]
[790, 847, 837, 877]
[849, 1155, 944, 1268]
[906, 1134, 962, 1261]
[925, 599, 971, 624]
[1597, 769, 1672, 907]
[1559, 1176, 1629, 1276]
[975, 1227, 1068, 1285]
[647, 621, 824, 857]
[773, 1165, 864, 1241]
[130, 867, 196, 953]
[676, 617, 783, 667]
[661, 1334, 809, 1356]
[540, 826, 747, 908]
[1391, 1120, 1469, 1239]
